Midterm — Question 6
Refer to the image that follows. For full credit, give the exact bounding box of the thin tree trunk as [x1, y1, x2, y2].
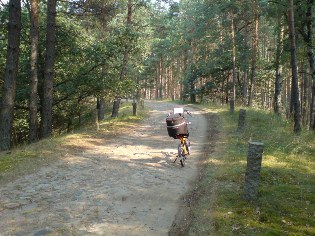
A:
[248, 0, 259, 107]
[28, 0, 39, 143]
[286, 74, 291, 118]
[112, 0, 132, 116]
[288, 0, 302, 133]
[119, 0, 132, 81]
[242, 21, 249, 106]
[132, 99, 137, 116]
[144, 78, 148, 99]
[301, 66, 309, 125]
[40, 0, 57, 138]
[0, 0, 21, 151]
[274, 16, 284, 115]
[155, 64, 159, 99]
[159, 56, 163, 99]
[267, 80, 271, 109]
[171, 66, 175, 101]
[166, 67, 170, 99]
[230, 13, 236, 112]
[225, 71, 230, 104]
[165, 67, 168, 99]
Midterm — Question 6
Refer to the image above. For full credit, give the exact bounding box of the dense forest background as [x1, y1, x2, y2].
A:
[0, 0, 314, 150]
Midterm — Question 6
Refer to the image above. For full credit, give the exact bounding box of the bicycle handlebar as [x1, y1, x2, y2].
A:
[185, 110, 192, 117]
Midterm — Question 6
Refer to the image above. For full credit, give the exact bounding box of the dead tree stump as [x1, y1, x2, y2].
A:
[244, 141, 264, 201]
[237, 109, 246, 131]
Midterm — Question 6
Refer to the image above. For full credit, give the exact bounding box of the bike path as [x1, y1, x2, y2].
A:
[0, 100, 208, 235]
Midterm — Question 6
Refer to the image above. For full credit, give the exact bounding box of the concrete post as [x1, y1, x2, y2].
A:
[244, 141, 264, 201]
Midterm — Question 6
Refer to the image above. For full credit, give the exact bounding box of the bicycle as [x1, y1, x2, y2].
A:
[166, 108, 192, 167]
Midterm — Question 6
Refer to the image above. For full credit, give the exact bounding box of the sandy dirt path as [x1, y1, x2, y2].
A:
[0, 100, 208, 236]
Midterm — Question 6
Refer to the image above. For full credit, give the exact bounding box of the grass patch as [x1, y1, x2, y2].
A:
[187, 105, 315, 235]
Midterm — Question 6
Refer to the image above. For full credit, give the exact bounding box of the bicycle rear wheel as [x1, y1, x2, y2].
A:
[185, 139, 190, 155]
[178, 144, 185, 167]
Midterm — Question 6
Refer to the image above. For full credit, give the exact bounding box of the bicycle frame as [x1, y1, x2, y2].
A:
[178, 135, 189, 156]
[174, 134, 190, 167]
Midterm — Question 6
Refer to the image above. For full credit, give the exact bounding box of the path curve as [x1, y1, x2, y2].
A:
[0, 100, 208, 236]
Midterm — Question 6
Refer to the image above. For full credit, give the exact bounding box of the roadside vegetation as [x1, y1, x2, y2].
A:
[186, 103, 315, 235]
[0, 102, 147, 184]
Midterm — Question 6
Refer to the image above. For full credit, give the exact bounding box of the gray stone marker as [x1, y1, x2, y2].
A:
[243, 141, 264, 201]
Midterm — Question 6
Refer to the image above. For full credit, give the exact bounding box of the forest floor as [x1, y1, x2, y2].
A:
[0, 100, 217, 236]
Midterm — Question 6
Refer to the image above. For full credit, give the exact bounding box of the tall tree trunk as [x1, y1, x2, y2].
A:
[190, 76, 196, 103]
[288, 0, 302, 133]
[170, 66, 176, 101]
[301, 66, 309, 125]
[40, 0, 57, 138]
[242, 21, 249, 106]
[155, 64, 159, 99]
[28, 0, 39, 143]
[248, 0, 259, 107]
[119, 0, 132, 81]
[225, 71, 230, 104]
[274, 16, 284, 115]
[311, 79, 315, 131]
[286, 74, 291, 118]
[111, 98, 120, 118]
[305, 0, 315, 131]
[230, 13, 236, 112]
[167, 66, 170, 99]
[0, 0, 21, 151]
[159, 56, 163, 99]
[97, 97, 105, 121]
[112, 0, 132, 117]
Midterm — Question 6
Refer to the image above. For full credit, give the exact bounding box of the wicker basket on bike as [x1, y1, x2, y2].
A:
[166, 115, 189, 139]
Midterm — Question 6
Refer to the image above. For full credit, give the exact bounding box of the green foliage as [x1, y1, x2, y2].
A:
[1, 0, 314, 144]
[1, 0, 152, 142]
[140, 0, 315, 109]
